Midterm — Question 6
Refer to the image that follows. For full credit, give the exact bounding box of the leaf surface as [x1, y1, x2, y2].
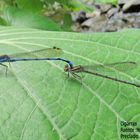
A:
[1, 7, 61, 31]
[15, 0, 43, 13]
[0, 26, 140, 140]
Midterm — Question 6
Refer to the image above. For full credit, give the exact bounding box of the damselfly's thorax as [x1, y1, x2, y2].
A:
[64, 64, 83, 72]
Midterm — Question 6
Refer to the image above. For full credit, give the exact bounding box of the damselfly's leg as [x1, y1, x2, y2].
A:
[79, 72, 84, 78]
[0, 63, 8, 76]
[71, 72, 82, 80]
[67, 67, 71, 77]
[8, 61, 12, 68]
[68, 70, 70, 77]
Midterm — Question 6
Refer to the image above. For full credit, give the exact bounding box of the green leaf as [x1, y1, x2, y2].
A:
[62, 13, 72, 31]
[0, 26, 140, 140]
[1, 7, 61, 31]
[64, 0, 93, 12]
[95, 0, 117, 5]
[0, 17, 7, 26]
[15, 0, 43, 13]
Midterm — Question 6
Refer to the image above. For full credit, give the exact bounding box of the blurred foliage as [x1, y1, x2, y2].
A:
[15, 0, 43, 13]
[94, 0, 117, 5]
[1, 6, 61, 30]
[0, 0, 93, 31]
[42, 0, 92, 11]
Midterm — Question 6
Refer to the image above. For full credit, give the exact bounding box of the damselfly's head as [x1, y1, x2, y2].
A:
[64, 64, 69, 72]
[51, 46, 63, 56]
[53, 46, 61, 50]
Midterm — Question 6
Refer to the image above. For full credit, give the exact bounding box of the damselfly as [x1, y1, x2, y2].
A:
[64, 61, 140, 88]
[0, 46, 73, 74]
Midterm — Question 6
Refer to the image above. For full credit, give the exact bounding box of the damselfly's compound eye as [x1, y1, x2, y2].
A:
[53, 46, 61, 50]
[53, 46, 57, 49]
